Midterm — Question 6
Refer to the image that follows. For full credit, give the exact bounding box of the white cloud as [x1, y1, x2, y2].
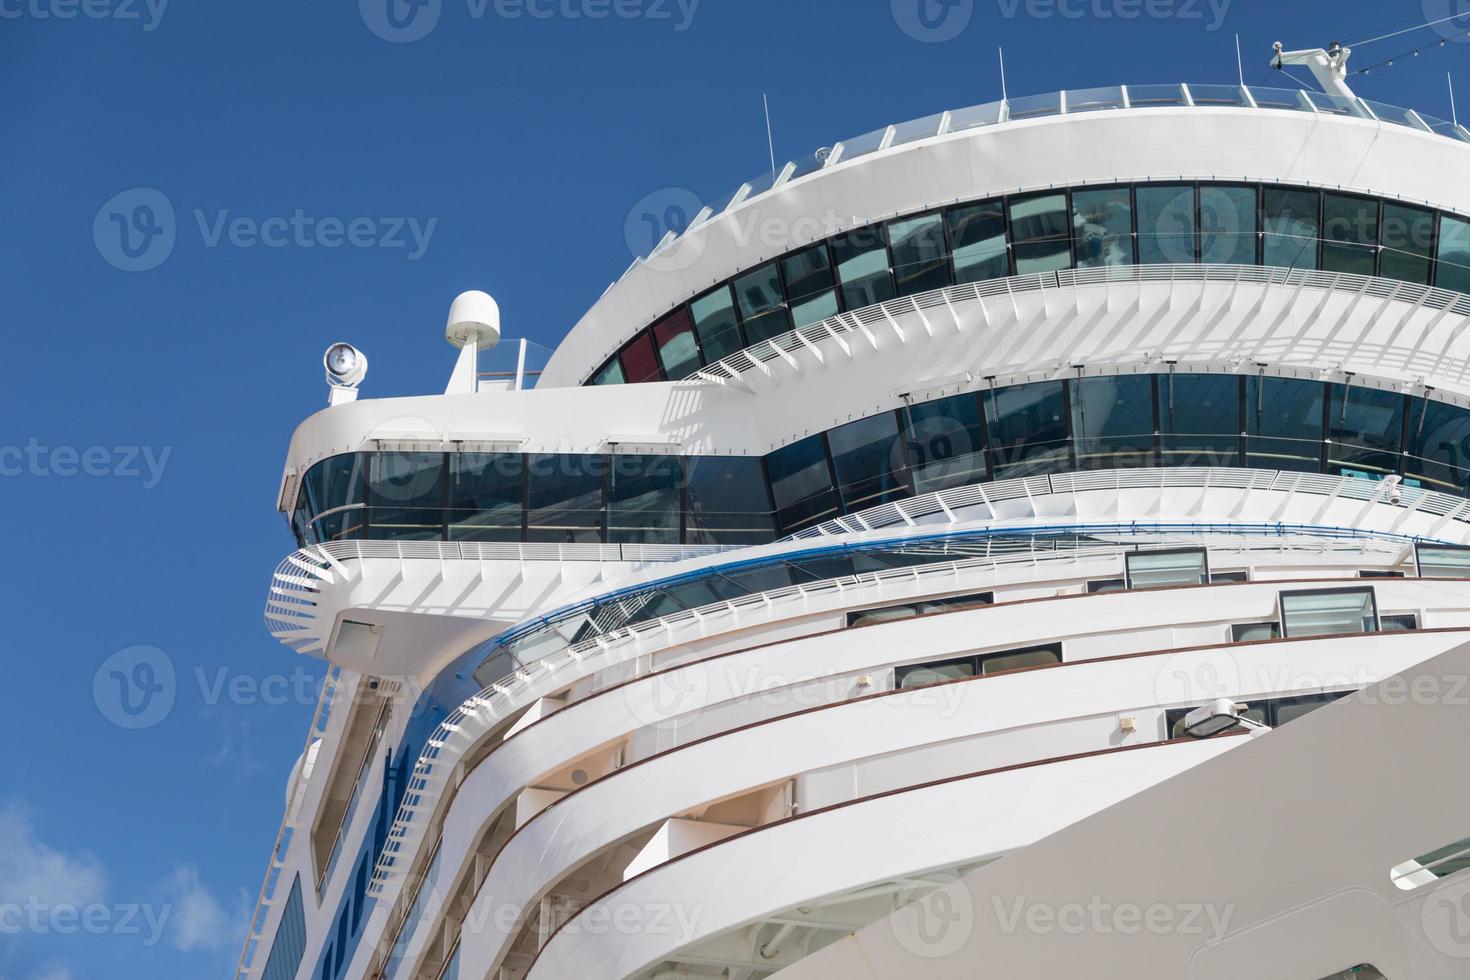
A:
[0, 805, 106, 909]
[158, 865, 240, 953]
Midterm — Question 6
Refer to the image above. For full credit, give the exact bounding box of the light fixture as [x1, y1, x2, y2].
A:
[1182, 698, 1270, 738]
[324, 342, 368, 388]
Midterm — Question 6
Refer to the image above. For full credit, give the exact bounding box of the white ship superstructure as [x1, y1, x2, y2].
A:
[238, 57, 1470, 980]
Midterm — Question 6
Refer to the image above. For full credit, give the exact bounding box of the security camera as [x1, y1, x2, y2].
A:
[324, 343, 368, 388]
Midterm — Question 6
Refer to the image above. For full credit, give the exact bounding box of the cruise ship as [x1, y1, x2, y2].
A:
[236, 42, 1470, 980]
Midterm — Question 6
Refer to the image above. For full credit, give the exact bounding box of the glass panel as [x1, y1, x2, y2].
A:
[1437, 216, 1470, 293]
[1363, 100, 1421, 129]
[1246, 86, 1309, 111]
[1066, 86, 1124, 113]
[1199, 185, 1258, 264]
[1380, 614, 1419, 631]
[1072, 187, 1135, 268]
[904, 393, 988, 493]
[1126, 549, 1208, 589]
[834, 126, 889, 163]
[1380, 204, 1435, 284]
[890, 111, 946, 147]
[1280, 588, 1378, 638]
[887, 213, 951, 296]
[1321, 194, 1378, 275]
[617, 331, 662, 384]
[651, 308, 701, 381]
[1072, 375, 1155, 468]
[1009, 193, 1071, 274]
[896, 657, 975, 689]
[607, 455, 681, 544]
[303, 453, 367, 517]
[1159, 373, 1240, 466]
[947, 200, 1009, 284]
[1328, 385, 1404, 478]
[1187, 83, 1248, 106]
[980, 645, 1060, 675]
[1088, 579, 1125, 593]
[526, 454, 605, 543]
[1418, 544, 1470, 579]
[766, 435, 839, 534]
[1274, 694, 1344, 725]
[1246, 376, 1324, 472]
[733, 263, 791, 344]
[781, 244, 839, 328]
[368, 452, 445, 540]
[590, 357, 624, 386]
[947, 100, 1005, 130]
[1006, 91, 1061, 120]
[1409, 398, 1470, 493]
[832, 226, 896, 309]
[449, 453, 523, 542]
[1136, 185, 1196, 263]
[1305, 91, 1364, 116]
[683, 457, 775, 545]
[690, 286, 744, 363]
[1127, 83, 1187, 107]
[1232, 622, 1280, 642]
[1263, 187, 1319, 270]
[827, 412, 909, 513]
[987, 381, 1070, 478]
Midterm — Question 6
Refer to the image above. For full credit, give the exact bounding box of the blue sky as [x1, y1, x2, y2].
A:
[0, 1, 1464, 977]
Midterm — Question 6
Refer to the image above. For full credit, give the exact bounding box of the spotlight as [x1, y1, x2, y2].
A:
[324, 343, 368, 388]
[1182, 698, 1270, 739]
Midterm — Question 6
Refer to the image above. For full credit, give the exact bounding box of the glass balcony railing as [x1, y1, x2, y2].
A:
[648, 83, 1470, 263]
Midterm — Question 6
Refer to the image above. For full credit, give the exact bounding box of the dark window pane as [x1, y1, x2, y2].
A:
[526, 454, 605, 543]
[1246, 376, 1325, 472]
[1072, 376, 1156, 468]
[887, 213, 951, 295]
[690, 286, 744, 363]
[1159, 374, 1241, 466]
[618, 331, 662, 384]
[1321, 194, 1378, 275]
[988, 381, 1070, 478]
[947, 200, 1009, 284]
[980, 644, 1061, 675]
[904, 394, 988, 493]
[734, 263, 791, 344]
[1437, 216, 1470, 293]
[1380, 203, 1434, 284]
[766, 435, 838, 533]
[1263, 187, 1319, 270]
[1072, 188, 1134, 268]
[828, 412, 909, 512]
[607, 455, 681, 544]
[896, 656, 975, 689]
[368, 453, 445, 540]
[651, 308, 701, 381]
[832, 225, 895, 309]
[1199, 185, 1257, 264]
[590, 357, 625, 386]
[303, 453, 367, 518]
[1408, 399, 1470, 494]
[1328, 385, 1404, 478]
[1009, 193, 1071, 274]
[781, 245, 839, 328]
[684, 457, 776, 545]
[449, 453, 523, 541]
[1136, 185, 1196, 263]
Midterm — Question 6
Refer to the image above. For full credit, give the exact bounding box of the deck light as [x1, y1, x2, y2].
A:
[1182, 699, 1270, 739]
[324, 343, 368, 388]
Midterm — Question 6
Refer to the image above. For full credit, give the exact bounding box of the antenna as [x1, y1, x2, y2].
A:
[1235, 33, 1245, 86]
[1452, 72, 1460, 128]
[762, 94, 777, 178]
[998, 47, 1008, 102]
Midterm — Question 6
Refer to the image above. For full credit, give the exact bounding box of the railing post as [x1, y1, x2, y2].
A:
[515, 338, 528, 391]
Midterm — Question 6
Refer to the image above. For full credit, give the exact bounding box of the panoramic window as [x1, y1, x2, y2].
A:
[1380, 203, 1435, 284]
[689, 286, 744, 364]
[766, 434, 839, 533]
[1263, 187, 1321, 270]
[1125, 548, 1208, 589]
[887, 213, 951, 296]
[1279, 587, 1379, 638]
[782, 244, 840, 329]
[590, 358, 625, 386]
[607, 455, 681, 544]
[733, 263, 791, 345]
[1071, 374, 1155, 469]
[1406, 398, 1470, 493]
[987, 381, 1070, 478]
[1136, 184, 1196, 263]
[827, 412, 909, 512]
[1199, 184, 1257, 264]
[651, 308, 701, 381]
[832, 225, 896, 309]
[299, 453, 367, 543]
[1321, 194, 1379, 275]
[1008, 193, 1072, 274]
[526, 453, 606, 543]
[683, 457, 775, 545]
[1246, 375, 1326, 472]
[1159, 373, 1241, 466]
[846, 590, 993, 628]
[947, 200, 1009, 284]
[895, 642, 1061, 689]
[367, 452, 445, 540]
[617, 331, 663, 384]
[1328, 385, 1405, 478]
[448, 453, 523, 542]
[903, 393, 988, 494]
[1437, 215, 1470, 293]
[1072, 187, 1134, 268]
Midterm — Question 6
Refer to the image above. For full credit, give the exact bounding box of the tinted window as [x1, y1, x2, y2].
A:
[684, 457, 775, 545]
[1072, 375, 1155, 468]
[988, 381, 1070, 478]
[1199, 185, 1257, 264]
[766, 435, 838, 533]
[782, 245, 839, 328]
[651, 308, 701, 381]
[590, 358, 624, 386]
[733, 263, 791, 344]
[1136, 185, 1195, 263]
[1408, 399, 1470, 493]
[1160, 374, 1241, 466]
[828, 412, 909, 512]
[690, 286, 744, 363]
[607, 455, 681, 544]
[1008, 193, 1071, 274]
[1247, 376, 1324, 472]
[1437, 215, 1470, 293]
[832, 226, 895, 309]
[1328, 385, 1404, 477]
[449, 453, 523, 541]
[904, 393, 988, 493]
[1072, 187, 1134, 268]
[526, 454, 605, 543]
[1263, 187, 1319, 270]
[1380, 203, 1435, 284]
[887, 213, 951, 296]
[1321, 194, 1378, 275]
[368, 452, 445, 540]
[947, 200, 1009, 284]
[618, 331, 662, 384]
